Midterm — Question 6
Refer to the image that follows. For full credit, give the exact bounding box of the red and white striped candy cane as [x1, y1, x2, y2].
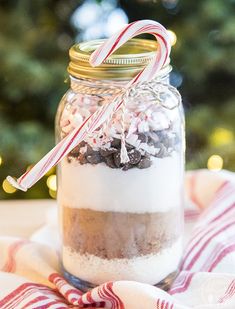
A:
[90, 19, 171, 85]
[7, 20, 171, 191]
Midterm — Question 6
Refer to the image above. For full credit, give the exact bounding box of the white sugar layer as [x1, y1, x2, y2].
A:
[58, 152, 183, 213]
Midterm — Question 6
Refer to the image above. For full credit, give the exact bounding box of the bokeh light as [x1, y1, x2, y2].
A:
[105, 8, 128, 36]
[210, 127, 233, 147]
[46, 175, 57, 191]
[2, 179, 17, 194]
[162, 0, 178, 9]
[0, 156, 3, 166]
[71, 0, 128, 41]
[167, 29, 177, 46]
[49, 188, 57, 199]
[207, 155, 223, 171]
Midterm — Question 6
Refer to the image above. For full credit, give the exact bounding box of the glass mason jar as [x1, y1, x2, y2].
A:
[56, 38, 185, 291]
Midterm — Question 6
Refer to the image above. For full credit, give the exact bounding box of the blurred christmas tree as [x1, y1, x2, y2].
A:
[121, 0, 235, 170]
[0, 0, 77, 199]
[0, 0, 235, 199]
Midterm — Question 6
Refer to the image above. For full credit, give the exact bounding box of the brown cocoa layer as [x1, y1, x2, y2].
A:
[63, 207, 182, 259]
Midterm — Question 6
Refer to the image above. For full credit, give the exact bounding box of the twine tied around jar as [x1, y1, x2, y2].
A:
[7, 19, 172, 191]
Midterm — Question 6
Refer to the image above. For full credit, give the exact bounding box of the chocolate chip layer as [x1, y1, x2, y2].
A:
[66, 129, 179, 170]
[63, 207, 182, 259]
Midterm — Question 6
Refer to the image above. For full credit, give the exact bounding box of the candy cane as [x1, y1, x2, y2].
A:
[7, 20, 171, 191]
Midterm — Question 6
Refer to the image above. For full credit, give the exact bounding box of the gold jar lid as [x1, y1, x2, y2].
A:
[68, 38, 171, 80]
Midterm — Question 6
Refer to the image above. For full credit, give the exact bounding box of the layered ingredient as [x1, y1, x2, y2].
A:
[59, 150, 183, 284]
[63, 239, 182, 285]
[57, 83, 184, 287]
[63, 208, 181, 258]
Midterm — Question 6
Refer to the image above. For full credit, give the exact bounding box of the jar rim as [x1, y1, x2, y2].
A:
[68, 38, 171, 80]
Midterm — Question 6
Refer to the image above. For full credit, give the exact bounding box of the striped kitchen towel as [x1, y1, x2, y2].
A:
[0, 170, 235, 308]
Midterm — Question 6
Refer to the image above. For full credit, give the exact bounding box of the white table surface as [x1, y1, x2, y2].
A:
[0, 200, 56, 238]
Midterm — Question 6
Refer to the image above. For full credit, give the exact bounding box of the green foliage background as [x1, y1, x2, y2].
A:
[0, 0, 235, 199]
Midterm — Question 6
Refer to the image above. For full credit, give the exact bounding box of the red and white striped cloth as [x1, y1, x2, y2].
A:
[1, 170, 235, 308]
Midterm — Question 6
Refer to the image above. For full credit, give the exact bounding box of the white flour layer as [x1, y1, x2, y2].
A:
[63, 238, 182, 285]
